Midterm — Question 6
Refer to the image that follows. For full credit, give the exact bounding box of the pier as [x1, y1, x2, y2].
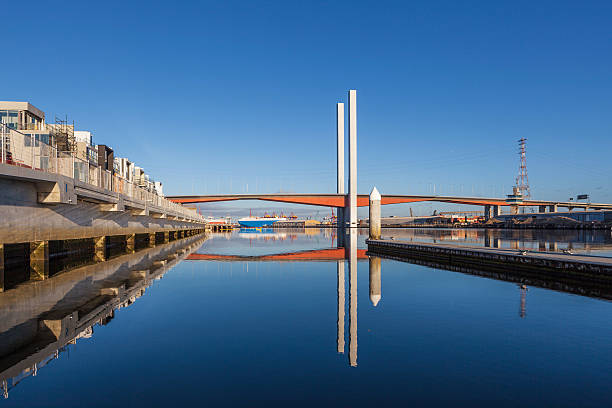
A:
[366, 239, 612, 284]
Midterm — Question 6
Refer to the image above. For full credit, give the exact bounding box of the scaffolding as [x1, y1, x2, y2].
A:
[48, 115, 75, 153]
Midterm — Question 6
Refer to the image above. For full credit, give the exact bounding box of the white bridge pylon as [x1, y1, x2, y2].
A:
[337, 89, 358, 228]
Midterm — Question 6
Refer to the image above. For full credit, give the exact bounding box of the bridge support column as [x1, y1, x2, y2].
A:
[337, 102, 345, 194]
[336, 99, 347, 238]
[492, 205, 500, 217]
[493, 238, 500, 248]
[337, 207, 346, 247]
[484, 205, 492, 221]
[336, 208, 344, 228]
[348, 89, 357, 227]
[539, 205, 546, 213]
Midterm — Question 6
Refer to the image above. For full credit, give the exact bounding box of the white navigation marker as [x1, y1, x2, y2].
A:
[369, 187, 381, 240]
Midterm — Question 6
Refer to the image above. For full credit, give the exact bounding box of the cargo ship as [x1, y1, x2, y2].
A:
[238, 213, 287, 228]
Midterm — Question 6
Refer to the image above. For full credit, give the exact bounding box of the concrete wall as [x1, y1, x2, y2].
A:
[0, 178, 203, 244]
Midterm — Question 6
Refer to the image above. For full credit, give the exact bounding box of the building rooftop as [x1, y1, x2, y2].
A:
[0, 101, 45, 120]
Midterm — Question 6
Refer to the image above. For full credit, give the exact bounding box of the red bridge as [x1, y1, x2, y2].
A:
[167, 91, 612, 214]
[166, 193, 611, 211]
[186, 248, 368, 262]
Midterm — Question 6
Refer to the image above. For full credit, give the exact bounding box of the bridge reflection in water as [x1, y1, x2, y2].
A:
[194, 227, 612, 370]
[185, 227, 612, 368]
[187, 229, 379, 368]
[0, 235, 206, 399]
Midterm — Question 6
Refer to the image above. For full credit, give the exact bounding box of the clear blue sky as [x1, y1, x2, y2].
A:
[3, 1, 611, 216]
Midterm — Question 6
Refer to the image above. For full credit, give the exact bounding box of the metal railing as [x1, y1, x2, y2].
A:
[18, 123, 46, 131]
[0, 123, 203, 222]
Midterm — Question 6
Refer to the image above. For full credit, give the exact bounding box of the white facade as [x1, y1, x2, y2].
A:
[74, 130, 93, 145]
[134, 166, 146, 187]
[154, 181, 164, 197]
[115, 157, 134, 182]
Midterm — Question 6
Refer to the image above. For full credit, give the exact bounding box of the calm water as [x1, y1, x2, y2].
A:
[379, 227, 612, 257]
[2, 229, 612, 407]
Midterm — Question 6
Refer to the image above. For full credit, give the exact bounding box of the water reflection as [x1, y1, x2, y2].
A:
[348, 231, 358, 367]
[198, 229, 370, 368]
[4, 227, 612, 405]
[374, 228, 612, 256]
[519, 285, 528, 318]
[0, 236, 205, 399]
[194, 228, 612, 369]
[336, 260, 345, 354]
[369, 256, 381, 307]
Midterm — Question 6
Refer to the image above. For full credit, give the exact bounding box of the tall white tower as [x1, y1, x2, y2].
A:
[348, 90, 357, 227]
[337, 103, 345, 227]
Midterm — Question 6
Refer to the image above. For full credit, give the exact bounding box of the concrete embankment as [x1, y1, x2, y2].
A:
[0, 163, 205, 244]
[366, 239, 612, 288]
[0, 162, 209, 292]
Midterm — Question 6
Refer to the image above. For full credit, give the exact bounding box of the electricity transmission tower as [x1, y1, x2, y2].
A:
[515, 138, 531, 198]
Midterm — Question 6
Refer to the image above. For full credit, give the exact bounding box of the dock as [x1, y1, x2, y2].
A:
[366, 239, 612, 285]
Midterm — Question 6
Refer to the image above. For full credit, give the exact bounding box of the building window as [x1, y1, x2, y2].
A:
[0, 110, 19, 129]
[24, 133, 49, 147]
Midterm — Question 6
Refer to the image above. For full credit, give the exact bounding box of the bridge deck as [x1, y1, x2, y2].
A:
[167, 193, 612, 210]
